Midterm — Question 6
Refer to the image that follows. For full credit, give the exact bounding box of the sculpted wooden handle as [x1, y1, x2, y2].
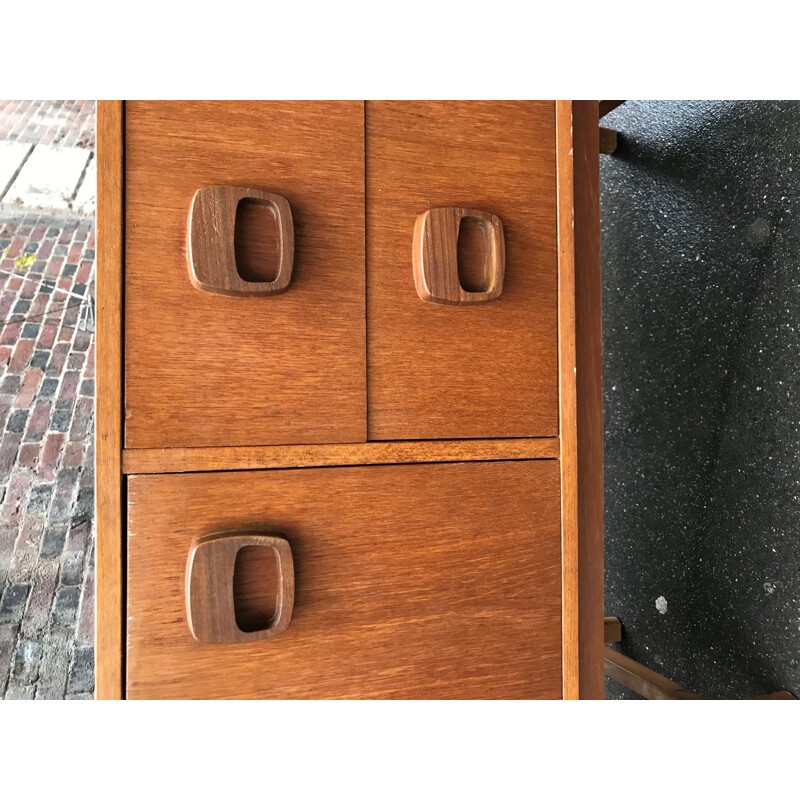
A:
[412, 207, 505, 305]
[185, 532, 294, 644]
[187, 185, 294, 296]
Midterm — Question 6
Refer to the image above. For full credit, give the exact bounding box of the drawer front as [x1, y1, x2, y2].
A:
[124, 101, 366, 449]
[366, 101, 559, 440]
[127, 461, 562, 699]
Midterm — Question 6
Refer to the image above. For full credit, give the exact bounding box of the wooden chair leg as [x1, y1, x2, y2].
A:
[604, 616, 622, 643]
[599, 127, 618, 155]
[604, 646, 702, 700]
[599, 100, 626, 118]
[751, 691, 797, 700]
[605, 646, 797, 700]
[605, 616, 796, 699]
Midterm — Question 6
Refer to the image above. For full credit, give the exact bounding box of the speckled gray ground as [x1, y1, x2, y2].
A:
[601, 100, 800, 699]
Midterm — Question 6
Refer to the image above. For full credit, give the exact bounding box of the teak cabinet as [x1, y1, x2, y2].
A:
[96, 100, 604, 699]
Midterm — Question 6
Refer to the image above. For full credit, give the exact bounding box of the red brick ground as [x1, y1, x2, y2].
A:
[0, 101, 95, 150]
[0, 211, 95, 699]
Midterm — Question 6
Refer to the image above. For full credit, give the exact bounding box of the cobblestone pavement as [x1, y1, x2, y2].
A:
[0, 211, 95, 699]
[0, 101, 95, 150]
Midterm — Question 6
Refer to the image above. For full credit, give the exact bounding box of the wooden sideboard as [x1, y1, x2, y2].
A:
[96, 100, 603, 699]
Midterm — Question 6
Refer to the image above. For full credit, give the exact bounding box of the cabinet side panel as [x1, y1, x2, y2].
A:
[557, 100, 579, 699]
[574, 100, 604, 700]
[95, 100, 124, 699]
[558, 100, 605, 700]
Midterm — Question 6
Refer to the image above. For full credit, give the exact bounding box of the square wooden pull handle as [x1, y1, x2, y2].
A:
[187, 186, 294, 297]
[185, 532, 294, 644]
[412, 207, 505, 305]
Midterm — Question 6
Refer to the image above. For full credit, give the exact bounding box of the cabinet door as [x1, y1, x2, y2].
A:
[124, 101, 366, 449]
[127, 461, 563, 699]
[366, 101, 558, 440]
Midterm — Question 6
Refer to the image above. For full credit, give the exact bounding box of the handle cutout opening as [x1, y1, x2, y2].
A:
[233, 544, 281, 633]
[234, 198, 281, 284]
[457, 216, 489, 293]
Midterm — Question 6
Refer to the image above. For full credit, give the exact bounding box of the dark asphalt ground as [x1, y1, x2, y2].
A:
[601, 101, 800, 699]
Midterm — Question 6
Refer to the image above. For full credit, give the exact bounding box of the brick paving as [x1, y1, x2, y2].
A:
[0, 101, 95, 151]
[0, 210, 95, 699]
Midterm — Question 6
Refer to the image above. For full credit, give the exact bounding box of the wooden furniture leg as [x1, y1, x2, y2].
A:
[599, 128, 618, 155]
[604, 616, 622, 643]
[604, 647, 702, 700]
[598, 101, 623, 156]
[599, 101, 625, 118]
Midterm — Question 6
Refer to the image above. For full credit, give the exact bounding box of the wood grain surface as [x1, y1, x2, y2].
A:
[412, 207, 505, 305]
[557, 100, 580, 699]
[187, 186, 294, 296]
[557, 101, 605, 700]
[124, 101, 366, 449]
[127, 461, 563, 699]
[186, 532, 294, 644]
[121, 437, 560, 474]
[366, 101, 559, 441]
[573, 101, 605, 700]
[95, 100, 124, 700]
